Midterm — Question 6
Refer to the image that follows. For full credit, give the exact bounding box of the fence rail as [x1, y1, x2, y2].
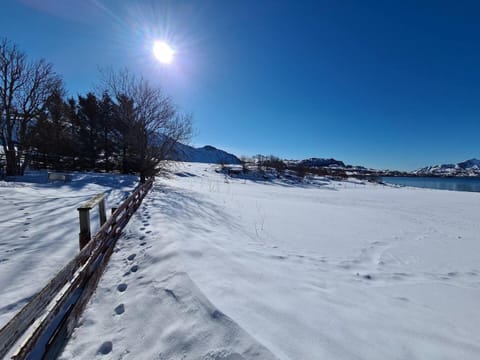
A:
[0, 178, 154, 359]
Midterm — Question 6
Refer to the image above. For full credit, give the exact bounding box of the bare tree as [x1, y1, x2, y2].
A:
[101, 68, 192, 182]
[0, 38, 62, 175]
[240, 156, 250, 174]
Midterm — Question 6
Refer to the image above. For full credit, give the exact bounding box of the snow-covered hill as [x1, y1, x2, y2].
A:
[173, 143, 241, 164]
[414, 158, 480, 176]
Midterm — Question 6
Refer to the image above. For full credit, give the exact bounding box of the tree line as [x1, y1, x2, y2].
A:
[0, 38, 192, 182]
[240, 154, 348, 179]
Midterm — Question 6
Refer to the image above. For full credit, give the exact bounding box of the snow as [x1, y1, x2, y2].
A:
[0, 170, 137, 328]
[3, 164, 480, 359]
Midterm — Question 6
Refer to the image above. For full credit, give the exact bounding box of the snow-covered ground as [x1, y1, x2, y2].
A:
[57, 162, 480, 359]
[4, 164, 479, 359]
[0, 171, 137, 328]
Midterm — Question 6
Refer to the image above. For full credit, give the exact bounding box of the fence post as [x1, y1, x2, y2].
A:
[78, 193, 105, 250]
[99, 198, 107, 226]
[78, 209, 91, 250]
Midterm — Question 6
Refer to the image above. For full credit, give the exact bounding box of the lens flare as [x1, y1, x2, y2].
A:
[153, 41, 174, 64]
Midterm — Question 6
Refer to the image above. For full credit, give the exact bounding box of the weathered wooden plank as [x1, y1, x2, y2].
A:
[45, 225, 123, 359]
[77, 194, 105, 211]
[11, 261, 91, 359]
[0, 239, 96, 359]
[11, 217, 125, 359]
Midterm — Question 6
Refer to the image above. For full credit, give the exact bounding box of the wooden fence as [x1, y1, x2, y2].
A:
[0, 178, 154, 359]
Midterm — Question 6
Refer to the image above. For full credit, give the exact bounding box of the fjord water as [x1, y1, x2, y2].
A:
[382, 176, 480, 192]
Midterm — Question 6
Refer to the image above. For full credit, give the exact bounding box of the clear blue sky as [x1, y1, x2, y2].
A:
[1, 0, 479, 170]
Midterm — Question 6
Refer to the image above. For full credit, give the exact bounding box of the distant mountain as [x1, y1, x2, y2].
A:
[458, 159, 480, 170]
[173, 143, 242, 164]
[414, 158, 480, 176]
[298, 158, 346, 168]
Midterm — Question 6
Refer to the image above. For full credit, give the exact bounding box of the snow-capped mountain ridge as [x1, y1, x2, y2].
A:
[414, 158, 480, 176]
[173, 143, 242, 164]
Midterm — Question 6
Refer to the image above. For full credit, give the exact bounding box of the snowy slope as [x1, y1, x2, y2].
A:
[0, 171, 137, 328]
[173, 143, 241, 164]
[61, 163, 480, 359]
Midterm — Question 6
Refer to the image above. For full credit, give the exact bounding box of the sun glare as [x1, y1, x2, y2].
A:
[153, 41, 174, 64]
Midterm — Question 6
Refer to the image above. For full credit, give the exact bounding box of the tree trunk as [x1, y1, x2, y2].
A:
[122, 145, 127, 174]
[6, 148, 17, 176]
[20, 152, 30, 175]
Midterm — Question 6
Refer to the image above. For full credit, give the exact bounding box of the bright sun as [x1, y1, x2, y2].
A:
[153, 41, 174, 64]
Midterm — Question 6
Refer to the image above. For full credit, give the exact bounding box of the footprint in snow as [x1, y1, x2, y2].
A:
[117, 283, 128, 292]
[114, 304, 125, 315]
[140, 242, 146, 246]
[356, 273, 373, 280]
[139, 236, 146, 240]
[97, 341, 113, 355]
[130, 265, 139, 273]
[145, 230, 151, 234]
[127, 253, 136, 261]
[140, 227, 145, 231]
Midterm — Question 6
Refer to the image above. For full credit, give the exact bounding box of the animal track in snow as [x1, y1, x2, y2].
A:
[117, 283, 128, 292]
[127, 253, 136, 261]
[130, 265, 139, 272]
